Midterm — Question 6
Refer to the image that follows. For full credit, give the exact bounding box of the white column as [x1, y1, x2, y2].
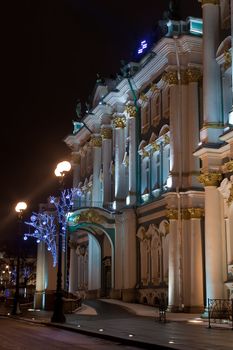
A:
[122, 210, 136, 289]
[113, 115, 126, 206]
[68, 240, 79, 294]
[204, 184, 224, 300]
[164, 73, 179, 189]
[200, 0, 222, 141]
[101, 125, 112, 206]
[187, 69, 202, 187]
[168, 217, 180, 311]
[127, 106, 137, 204]
[91, 134, 102, 206]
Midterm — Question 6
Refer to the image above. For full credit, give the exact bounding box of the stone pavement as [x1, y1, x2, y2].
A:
[1, 299, 233, 350]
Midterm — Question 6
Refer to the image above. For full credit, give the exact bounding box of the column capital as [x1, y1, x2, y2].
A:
[112, 115, 126, 128]
[91, 134, 102, 147]
[187, 68, 202, 83]
[101, 125, 112, 139]
[125, 104, 137, 118]
[198, 172, 222, 186]
[162, 71, 178, 85]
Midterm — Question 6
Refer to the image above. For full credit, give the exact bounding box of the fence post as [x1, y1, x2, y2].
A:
[208, 298, 211, 329]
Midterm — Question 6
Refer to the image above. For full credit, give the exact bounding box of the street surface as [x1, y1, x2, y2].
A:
[0, 316, 145, 350]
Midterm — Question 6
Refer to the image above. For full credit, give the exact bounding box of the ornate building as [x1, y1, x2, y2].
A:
[35, 1, 233, 313]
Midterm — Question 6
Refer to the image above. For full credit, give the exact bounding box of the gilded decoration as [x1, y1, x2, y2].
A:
[101, 127, 112, 139]
[180, 70, 189, 85]
[162, 71, 178, 85]
[188, 208, 204, 219]
[222, 161, 233, 174]
[151, 142, 160, 152]
[224, 51, 232, 71]
[166, 208, 204, 220]
[141, 149, 150, 159]
[150, 83, 160, 93]
[125, 105, 137, 118]
[73, 210, 105, 225]
[198, 172, 222, 187]
[112, 116, 126, 129]
[91, 135, 102, 147]
[163, 134, 170, 145]
[139, 93, 149, 103]
[227, 185, 233, 205]
[186, 68, 202, 83]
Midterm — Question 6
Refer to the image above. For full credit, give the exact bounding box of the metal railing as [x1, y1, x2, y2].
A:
[208, 298, 233, 329]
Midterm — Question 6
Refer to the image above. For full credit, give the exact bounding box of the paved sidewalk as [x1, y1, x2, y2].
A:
[1, 299, 233, 350]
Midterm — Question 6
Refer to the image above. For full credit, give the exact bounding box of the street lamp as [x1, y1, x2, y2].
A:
[12, 201, 27, 315]
[51, 160, 71, 323]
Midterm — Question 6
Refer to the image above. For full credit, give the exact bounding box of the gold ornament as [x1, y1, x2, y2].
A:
[112, 116, 126, 128]
[162, 71, 178, 85]
[222, 160, 233, 174]
[224, 51, 231, 71]
[91, 135, 102, 147]
[198, 172, 222, 186]
[188, 208, 204, 219]
[125, 105, 137, 118]
[186, 68, 202, 83]
[101, 127, 112, 139]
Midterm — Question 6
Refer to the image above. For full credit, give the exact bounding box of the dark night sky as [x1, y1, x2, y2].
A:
[0, 0, 201, 248]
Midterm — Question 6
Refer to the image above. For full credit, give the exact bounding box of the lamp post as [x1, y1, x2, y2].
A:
[12, 201, 27, 315]
[51, 160, 71, 323]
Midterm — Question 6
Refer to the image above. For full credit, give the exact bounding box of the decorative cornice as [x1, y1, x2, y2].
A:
[186, 68, 202, 83]
[112, 116, 126, 129]
[222, 161, 233, 174]
[91, 135, 102, 147]
[125, 104, 137, 118]
[101, 127, 112, 140]
[198, 172, 222, 186]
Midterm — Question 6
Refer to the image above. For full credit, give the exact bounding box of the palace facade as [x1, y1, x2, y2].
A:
[35, 1, 233, 313]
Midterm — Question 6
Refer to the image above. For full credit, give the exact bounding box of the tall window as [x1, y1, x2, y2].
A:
[163, 88, 170, 119]
[151, 93, 161, 127]
[141, 103, 150, 133]
[162, 144, 170, 187]
[151, 150, 161, 190]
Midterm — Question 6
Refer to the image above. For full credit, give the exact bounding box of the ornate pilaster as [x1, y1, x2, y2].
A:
[101, 125, 112, 205]
[91, 134, 102, 206]
[71, 152, 81, 188]
[113, 115, 127, 205]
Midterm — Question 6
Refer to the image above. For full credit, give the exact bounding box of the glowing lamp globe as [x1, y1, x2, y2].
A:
[15, 202, 27, 213]
[54, 161, 71, 177]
